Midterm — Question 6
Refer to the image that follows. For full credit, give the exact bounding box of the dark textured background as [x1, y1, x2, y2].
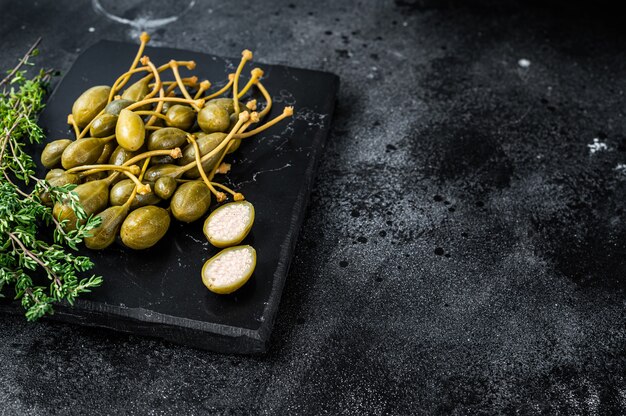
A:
[2, 0, 626, 414]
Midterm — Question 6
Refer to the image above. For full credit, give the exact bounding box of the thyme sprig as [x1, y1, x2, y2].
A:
[0, 39, 102, 321]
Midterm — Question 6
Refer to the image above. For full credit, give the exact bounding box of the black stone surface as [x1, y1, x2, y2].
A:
[0, 40, 339, 354]
[3, 0, 626, 414]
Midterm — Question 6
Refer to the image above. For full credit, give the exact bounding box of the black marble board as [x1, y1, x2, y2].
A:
[0, 40, 339, 354]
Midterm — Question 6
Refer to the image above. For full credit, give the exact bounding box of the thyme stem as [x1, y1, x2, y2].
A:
[0, 38, 41, 89]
